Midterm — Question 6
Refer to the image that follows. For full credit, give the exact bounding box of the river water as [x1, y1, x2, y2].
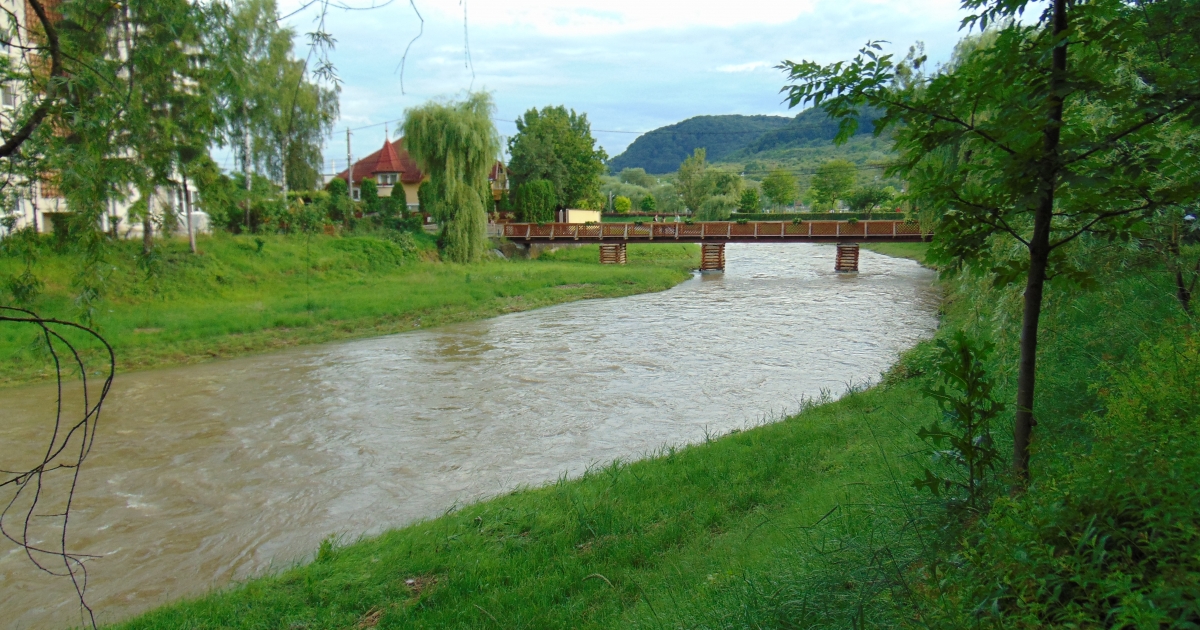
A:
[0, 244, 938, 628]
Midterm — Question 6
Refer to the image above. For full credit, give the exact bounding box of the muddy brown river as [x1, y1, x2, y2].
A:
[0, 244, 938, 628]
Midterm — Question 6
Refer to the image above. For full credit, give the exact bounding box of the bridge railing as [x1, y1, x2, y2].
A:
[501, 220, 926, 240]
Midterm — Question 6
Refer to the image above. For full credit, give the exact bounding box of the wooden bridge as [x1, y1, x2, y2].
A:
[501, 220, 931, 272]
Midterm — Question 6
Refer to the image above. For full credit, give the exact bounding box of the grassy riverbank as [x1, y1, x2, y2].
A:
[113, 241, 1200, 628]
[862, 242, 929, 265]
[0, 234, 697, 386]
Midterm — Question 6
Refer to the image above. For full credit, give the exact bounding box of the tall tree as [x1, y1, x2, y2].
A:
[403, 93, 499, 263]
[760, 169, 799, 208]
[809, 159, 857, 207]
[214, 0, 338, 203]
[675, 148, 709, 213]
[781, 0, 1200, 482]
[507, 105, 607, 210]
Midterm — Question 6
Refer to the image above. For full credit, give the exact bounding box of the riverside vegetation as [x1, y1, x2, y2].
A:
[0, 232, 697, 386]
[110, 237, 1200, 629]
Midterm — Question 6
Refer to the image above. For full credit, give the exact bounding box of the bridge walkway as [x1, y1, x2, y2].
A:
[500, 220, 931, 272]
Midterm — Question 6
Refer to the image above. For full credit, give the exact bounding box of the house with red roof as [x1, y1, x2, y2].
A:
[333, 137, 510, 211]
[334, 138, 426, 208]
[333, 136, 511, 210]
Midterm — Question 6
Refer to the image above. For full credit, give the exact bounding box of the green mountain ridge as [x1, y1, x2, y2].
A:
[609, 109, 879, 174]
[607, 115, 791, 174]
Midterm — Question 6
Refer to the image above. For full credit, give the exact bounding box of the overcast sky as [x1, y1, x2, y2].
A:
[274, 0, 974, 173]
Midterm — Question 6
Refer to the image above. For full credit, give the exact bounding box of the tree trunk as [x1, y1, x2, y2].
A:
[1013, 0, 1069, 484]
[243, 115, 252, 232]
[183, 177, 196, 254]
[281, 140, 288, 203]
[1167, 228, 1195, 313]
[142, 195, 154, 255]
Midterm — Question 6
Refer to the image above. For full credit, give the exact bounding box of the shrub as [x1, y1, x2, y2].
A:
[913, 332, 1004, 513]
[614, 195, 632, 214]
[360, 178, 380, 214]
[640, 194, 657, 212]
[738, 188, 761, 213]
[918, 331, 1200, 628]
[515, 179, 557, 223]
[696, 194, 736, 221]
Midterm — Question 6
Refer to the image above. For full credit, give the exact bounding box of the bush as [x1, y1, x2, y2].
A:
[360, 178, 380, 214]
[918, 331, 1200, 628]
[640, 194, 657, 212]
[913, 332, 1004, 513]
[417, 181, 436, 216]
[696, 194, 736, 221]
[515, 179, 556, 223]
[614, 195, 632, 214]
[738, 188, 761, 213]
[845, 184, 896, 213]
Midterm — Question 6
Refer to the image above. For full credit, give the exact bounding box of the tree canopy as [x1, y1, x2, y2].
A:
[507, 105, 607, 210]
[809, 159, 857, 208]
[760, 170, 799, 208]
[781, 0, 1200, 482]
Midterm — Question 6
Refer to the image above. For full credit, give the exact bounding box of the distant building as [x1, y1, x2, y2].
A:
[558, 209, 601, 224]
[331, 138, 509, 211]
[333, 138, 425, 208]
[2, 0, 207, 239]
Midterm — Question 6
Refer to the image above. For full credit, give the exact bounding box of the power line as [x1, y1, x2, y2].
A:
[333, 116, 862, 140]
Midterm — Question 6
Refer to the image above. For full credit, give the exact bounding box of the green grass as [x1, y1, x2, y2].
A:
[862, 242, 929, 265]
[0, 234, 697, 386]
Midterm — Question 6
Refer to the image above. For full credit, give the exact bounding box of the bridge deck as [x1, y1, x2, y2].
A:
[501, 220, 930, 243]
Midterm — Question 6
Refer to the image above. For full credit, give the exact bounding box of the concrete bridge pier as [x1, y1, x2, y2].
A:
[600, 243, 627, 265]
[835, 244, 860, 272]
[700, 243, 726, 272]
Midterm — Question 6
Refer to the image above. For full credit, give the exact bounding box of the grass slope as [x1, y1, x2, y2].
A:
[0, 234, 697, 386]
[862, 242, 929, 265]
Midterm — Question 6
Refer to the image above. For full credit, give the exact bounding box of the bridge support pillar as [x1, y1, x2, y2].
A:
[700, 243, 726, 272]
[600, 243, 627, 265]
[835, 244, 860, 272]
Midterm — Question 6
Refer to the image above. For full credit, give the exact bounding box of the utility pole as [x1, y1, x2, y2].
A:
[346, 128, 354, 200]
[183, 177, 196, 254]
[281, 139, 289, 203]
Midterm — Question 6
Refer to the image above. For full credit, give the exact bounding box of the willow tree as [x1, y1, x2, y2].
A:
[403, 93, 499, 263]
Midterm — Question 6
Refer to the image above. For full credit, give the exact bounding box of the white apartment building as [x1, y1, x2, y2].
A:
[0, 0, 208, 239]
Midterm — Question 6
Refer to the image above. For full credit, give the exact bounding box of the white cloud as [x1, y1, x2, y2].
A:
[283, 0, 821, 36]
[716, 61, 773, 73]
[274, 0, 973, 163]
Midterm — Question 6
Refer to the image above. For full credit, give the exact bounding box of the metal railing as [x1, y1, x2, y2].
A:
[500, 220, 929, 242]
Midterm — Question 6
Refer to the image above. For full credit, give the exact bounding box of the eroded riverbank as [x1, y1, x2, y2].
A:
[1, 243, 937, 627]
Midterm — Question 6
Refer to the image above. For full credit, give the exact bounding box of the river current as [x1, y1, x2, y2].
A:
[0, 243, 938, 628]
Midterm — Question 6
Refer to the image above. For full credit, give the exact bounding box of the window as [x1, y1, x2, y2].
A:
[378, 173, 398, 186]
[1, 85, 16, 108]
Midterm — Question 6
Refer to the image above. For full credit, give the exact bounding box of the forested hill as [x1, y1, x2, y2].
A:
[730, 107, 878, 158]
[608, 108, 879, 173]
[607, 115, 790, 174]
